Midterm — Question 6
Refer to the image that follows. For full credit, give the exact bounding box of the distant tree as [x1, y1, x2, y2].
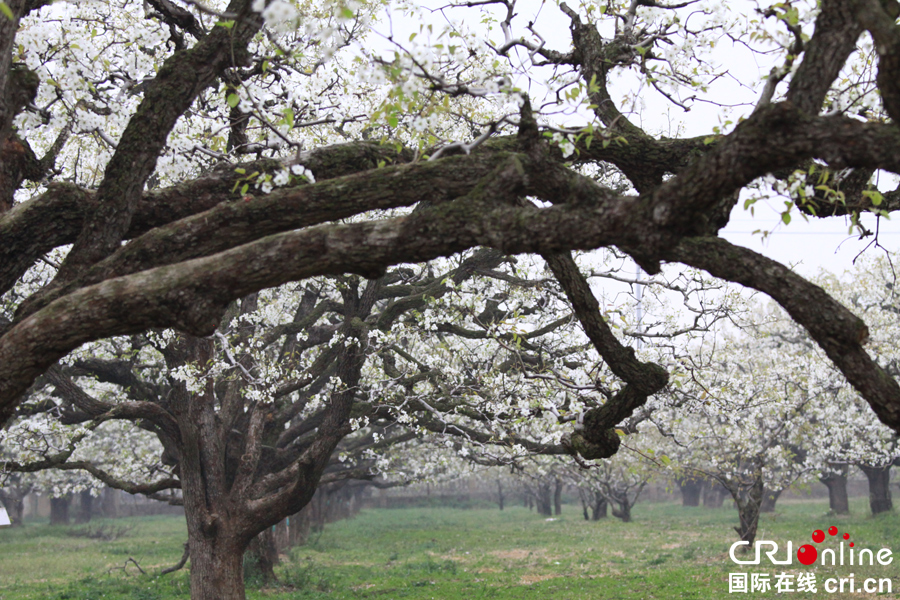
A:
[657, 315, 822, 544]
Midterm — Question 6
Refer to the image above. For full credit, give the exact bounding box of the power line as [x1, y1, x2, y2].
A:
[724, 231, 900, 236]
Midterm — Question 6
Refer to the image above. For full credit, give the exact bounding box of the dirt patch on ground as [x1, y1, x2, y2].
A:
[491, 548, 552, 561]
[351, 583, 376, 591]
[426, 550, 470, 562]
[519, 573, 562, 585]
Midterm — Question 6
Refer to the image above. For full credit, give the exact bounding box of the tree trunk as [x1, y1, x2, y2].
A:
[49, 495, 71, 526]
[580, 492, 589, 521]
[0, 488, 25, 526]
[703, 481, 726, 508]
[860, 464, 893, 515]
[497, 479, 504, 511]
[289, 508, 311, 547]
[273, 518, 289, 555]
[611, 500, 631, 523]
[553, 479, 563, 516]
[189, 535, 247, 600]
[820, 468, 850, 515]
[7, 495, 24, 526]
[759, 489, 781, 513]
[244, 528, 278, 584]
[76, 489, 93, 524]
[676, 476, 703, 507]
[100, 487, 120, 518]
[535, 484, 552, 516]
[732, 477, 763, 545]
[591, 496, 608, 520]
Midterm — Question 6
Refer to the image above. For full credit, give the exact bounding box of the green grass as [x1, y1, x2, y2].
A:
[2, 498, 899, 599]
[0, 514, 190, 599]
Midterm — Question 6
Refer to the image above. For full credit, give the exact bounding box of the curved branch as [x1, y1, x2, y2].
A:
[667, 236, 900, 431]
[786, 0, 863, 115]
[49, 0, 263, 285]
[542, 252, 667, 459]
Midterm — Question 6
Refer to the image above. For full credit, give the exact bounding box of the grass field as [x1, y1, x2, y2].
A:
[1, 498, 899, 599]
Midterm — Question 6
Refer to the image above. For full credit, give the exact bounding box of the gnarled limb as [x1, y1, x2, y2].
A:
[667, 236, 900, 430]
[542, 252, 667, 459]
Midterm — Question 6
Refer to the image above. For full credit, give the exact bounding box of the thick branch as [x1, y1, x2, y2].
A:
[18, 153, 517, 318]
[0, 143, 412, 298]
[787, 0, 864, 115]
[668, 237, 900, 431]
[543, 252, 667, 459]
[51, 0, 263, 284]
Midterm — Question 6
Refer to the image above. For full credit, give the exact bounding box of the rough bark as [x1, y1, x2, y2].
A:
[5, 5, 900, 599]
[543, 252, 668, 459]
[820, 466, 851, 515]
[860, 464, 893, 515]
[189, 533, 247, 600]
[50, 0, 264, 285]
[730, 477, 764, 545]
[6, 113, 900, 432]
[669, 237, 900, 432]
[786, 0, 864, 114]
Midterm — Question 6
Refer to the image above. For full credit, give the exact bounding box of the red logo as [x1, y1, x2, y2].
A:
[798, 526, 852, 565]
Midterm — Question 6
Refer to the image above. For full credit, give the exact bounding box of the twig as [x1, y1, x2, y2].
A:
[108, 556, 146, 576]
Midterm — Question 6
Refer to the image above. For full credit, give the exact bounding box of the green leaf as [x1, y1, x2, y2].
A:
[226, 93, 240, 108]
[387, 115, 399, 128]
[782, 212, 791, 225]
[863, 189, 884, 207]
[0, 2, 13, 20]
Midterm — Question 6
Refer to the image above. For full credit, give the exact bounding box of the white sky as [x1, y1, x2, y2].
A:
[721, 206, 899, 278]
